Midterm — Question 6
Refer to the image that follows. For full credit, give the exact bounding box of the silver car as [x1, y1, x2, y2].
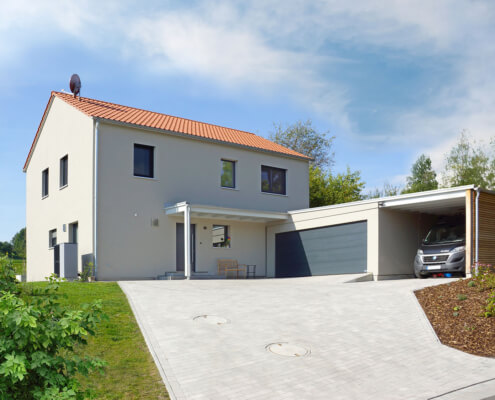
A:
[414, 223, 465, 278]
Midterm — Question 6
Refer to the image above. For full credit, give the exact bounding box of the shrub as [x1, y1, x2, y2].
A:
[79, 262, 94, 283]
[472, 263, 495, 291]
[0, 275, 107, 399]
[457, 294, 467, 301]
[484, 291, 495, 318]
[0, 253, 18, 293]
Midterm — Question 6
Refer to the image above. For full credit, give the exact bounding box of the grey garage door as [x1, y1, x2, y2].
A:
[275, 221, 367, 277]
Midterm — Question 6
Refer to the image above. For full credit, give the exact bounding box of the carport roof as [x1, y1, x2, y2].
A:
[290, 185, 478, 216]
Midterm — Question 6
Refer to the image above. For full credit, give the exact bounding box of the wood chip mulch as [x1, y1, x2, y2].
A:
[415, 278, 495, 357]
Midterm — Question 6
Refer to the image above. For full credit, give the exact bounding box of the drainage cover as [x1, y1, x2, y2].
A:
[266, 342, 310, 357]
[193, 315, 229, 325]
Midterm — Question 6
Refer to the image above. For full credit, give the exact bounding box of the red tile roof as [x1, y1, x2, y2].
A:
[24, 92, 310, 171]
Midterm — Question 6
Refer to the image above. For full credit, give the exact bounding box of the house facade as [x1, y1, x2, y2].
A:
[24, 92, 310, 281]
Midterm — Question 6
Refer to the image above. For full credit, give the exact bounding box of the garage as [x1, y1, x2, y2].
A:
[267, 185, 495, 280]
[275, 221, 367, 277]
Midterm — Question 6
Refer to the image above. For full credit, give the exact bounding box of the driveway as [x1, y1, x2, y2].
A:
[119, 276, 495, 400]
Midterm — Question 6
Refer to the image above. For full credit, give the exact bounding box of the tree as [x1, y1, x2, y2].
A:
[366, 182, 402, 199]
[270, 120, 334, 167]
[309, 166, 365, 207]
[442, 132, 494, 188]
[402, 154, 438, 194]
[11, 228, 26, 259]
[0, 242, 13, 257]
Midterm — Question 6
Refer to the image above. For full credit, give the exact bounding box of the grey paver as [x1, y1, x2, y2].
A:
[119, 276, 495, 400]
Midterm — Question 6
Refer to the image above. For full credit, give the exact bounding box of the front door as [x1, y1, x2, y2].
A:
[176, 223, 196, 272]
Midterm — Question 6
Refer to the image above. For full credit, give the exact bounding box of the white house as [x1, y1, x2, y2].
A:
[24, 92, 310, 281]
[24, 92, 495, 282]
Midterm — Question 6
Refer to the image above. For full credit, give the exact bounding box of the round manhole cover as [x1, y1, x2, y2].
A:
[193, 315, 230, 325]
[266, 342, 310, 357]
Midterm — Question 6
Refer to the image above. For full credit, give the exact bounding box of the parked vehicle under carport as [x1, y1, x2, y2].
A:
[414, 221, 465, 278]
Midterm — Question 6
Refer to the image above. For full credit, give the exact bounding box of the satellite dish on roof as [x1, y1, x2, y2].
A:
[69, 74, 81, 99]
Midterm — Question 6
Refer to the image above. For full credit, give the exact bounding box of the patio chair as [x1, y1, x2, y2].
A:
[217, 259, 247, 279]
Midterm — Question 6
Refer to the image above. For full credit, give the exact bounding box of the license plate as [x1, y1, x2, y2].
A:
[426, 265, 441, 270]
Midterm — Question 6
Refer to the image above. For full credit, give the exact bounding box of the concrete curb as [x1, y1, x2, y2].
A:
[119, 282, 184, 400]
[410, 288, 441, 344]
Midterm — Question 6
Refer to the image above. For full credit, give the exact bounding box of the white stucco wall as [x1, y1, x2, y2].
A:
[378, 210, 437, 278]
[266, 202, 380, 278]
[94, 121, 307, 280]
[25, 97, 94, 281]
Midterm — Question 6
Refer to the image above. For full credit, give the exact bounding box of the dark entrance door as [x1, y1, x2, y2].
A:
[176, 223, 196, 272]
[54, 244, 60, 276]
[275, 221, 367, 277]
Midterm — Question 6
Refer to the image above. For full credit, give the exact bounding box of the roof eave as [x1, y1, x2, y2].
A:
[23, 94, 56, 172]
[94, 117, 312, 162]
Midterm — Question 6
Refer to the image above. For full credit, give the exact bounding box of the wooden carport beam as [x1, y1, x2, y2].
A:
[465, 189, 473, 275]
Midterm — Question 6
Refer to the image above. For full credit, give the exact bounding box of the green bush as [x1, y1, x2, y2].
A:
[484, 291, 495, 318]
[0, 253, 18, 293]
[0, 275, 107, 399]
[472, 263, 495, 291]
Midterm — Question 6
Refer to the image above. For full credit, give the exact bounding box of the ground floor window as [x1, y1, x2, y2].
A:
[212, 225, 230, 248]
[49, 229, 57, 248]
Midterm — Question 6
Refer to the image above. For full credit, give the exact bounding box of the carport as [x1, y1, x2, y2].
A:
[267, 185, 495, 280]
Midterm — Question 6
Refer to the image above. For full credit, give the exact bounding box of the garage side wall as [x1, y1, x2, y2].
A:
[267, 203, 379, 278]
[378, 210, 436, 279]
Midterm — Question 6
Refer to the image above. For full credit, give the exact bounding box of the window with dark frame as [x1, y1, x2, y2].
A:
[60, 155, 68, 188]
[42, 168, 49, 198]
[49, 229, 57, 248]
[221, 160, 236, 188]
[261, 165, 286, 195]
[69, 222, 78, 244]
[134, 144, 154, 178]
[212, 225, 230, 248]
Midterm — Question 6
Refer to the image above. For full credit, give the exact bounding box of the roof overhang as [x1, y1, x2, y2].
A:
[164, 202, 288, 223]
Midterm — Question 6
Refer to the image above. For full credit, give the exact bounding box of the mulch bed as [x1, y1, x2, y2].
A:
[415, 278, 495, 357]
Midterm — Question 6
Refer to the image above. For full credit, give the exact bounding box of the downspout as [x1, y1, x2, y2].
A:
[93, 120, 100, 279]
[475, 187, 480, 269]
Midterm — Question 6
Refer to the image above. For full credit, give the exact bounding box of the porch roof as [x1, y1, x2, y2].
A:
[164, 202, 288, 223]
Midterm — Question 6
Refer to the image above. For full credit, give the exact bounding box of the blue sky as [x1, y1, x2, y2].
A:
[1, 0, 495, 241]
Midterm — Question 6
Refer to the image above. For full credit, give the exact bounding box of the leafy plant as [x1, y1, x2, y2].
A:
[484, 291, 495, 318]
[468, 280, 476, 288]
[79, 262, 94, 283]
[472, 263, 495, 291]
[0, 275, 107, 399]
[0, 253, 18, 293]
[457, 294, 468, 301]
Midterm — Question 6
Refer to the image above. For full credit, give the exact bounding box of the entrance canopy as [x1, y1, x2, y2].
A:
[164, 202, 288, 223]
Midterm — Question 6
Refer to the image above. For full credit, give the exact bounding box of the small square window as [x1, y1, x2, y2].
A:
[49, 229, 57, 248]
[60, 155, 68, 188]
[42, 168, 49, 198]
[212, 225, 230, 248]
[221, 160, 236, 188]
[261, 165, 286, 195]
[134, 144, 154, 178]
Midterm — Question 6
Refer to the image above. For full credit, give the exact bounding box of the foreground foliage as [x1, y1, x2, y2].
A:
[28, 282, 169, 399]
[0, 268, 106, 400]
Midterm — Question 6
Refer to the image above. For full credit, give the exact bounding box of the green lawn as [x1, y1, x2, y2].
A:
[22, 281, 169, 400]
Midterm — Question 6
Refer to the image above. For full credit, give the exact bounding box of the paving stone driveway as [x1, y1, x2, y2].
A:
[119, 276, 495, 400]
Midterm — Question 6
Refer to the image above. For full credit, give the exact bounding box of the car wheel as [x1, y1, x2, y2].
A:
[415, 271, 426, 279]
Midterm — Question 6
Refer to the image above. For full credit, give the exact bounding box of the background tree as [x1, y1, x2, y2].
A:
[11, 228, 26, 259]
[366, 182, 402, 199]
[402, 154, 438, 194]
[270, 120, 334, 167]
[442, 131, 494, 188]
[0, 242, 13, 257]
[271, 120, 365, 207]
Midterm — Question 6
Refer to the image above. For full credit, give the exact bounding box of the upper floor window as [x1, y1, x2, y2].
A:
[48, 229, 57, 248]
[261, 165, 286, 195]
[134, 144, 154, 178]
[42, 168, 49, 198]
[60, 155, 68, 188]
[221, 160, 236, 188]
